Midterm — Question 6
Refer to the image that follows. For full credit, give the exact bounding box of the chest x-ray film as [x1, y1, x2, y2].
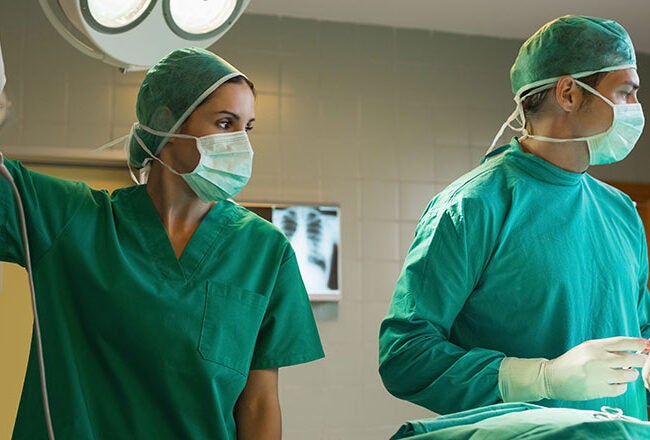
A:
[243, 203, 340, 301]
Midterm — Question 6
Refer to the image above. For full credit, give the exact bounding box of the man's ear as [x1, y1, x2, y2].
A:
[554, 76, 583, 112]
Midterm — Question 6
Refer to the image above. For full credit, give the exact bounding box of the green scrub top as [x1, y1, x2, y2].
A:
[0, 160, 324, 439]
[379, 139, 650, 419]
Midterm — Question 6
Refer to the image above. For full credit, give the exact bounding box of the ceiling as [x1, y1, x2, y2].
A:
[246, 0, 650, 54]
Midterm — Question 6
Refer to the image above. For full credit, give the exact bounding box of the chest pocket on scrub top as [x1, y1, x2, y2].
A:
[199, 281, 269, 374]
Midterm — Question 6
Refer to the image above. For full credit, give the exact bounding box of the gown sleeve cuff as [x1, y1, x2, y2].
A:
[498, 356, 549, 403]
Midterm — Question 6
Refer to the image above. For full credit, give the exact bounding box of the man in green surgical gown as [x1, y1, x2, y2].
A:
[379, 15, 650, 420]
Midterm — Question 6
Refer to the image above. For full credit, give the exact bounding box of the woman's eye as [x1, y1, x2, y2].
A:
[245, 125, 254, 132]
[217, 120, 231, 129]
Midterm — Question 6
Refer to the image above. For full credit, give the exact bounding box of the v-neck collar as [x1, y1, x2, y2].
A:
[124, 185, 238, 282]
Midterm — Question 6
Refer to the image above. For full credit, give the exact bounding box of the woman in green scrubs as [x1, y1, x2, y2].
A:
[2, 47, 324, 439]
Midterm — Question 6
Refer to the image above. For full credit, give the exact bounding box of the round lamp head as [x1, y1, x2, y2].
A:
[39, 0, 250, 70]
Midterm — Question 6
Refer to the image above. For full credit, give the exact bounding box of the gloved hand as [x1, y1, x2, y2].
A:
[499, 337, 649, 403]
[642, 344, 650, 390]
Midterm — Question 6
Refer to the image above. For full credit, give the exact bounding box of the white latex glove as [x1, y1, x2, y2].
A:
[642, 345, 650, 390]
[499, 337, 649, 403]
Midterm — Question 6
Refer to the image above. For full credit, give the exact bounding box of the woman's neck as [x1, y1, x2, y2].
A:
[145, 163, 214, 258]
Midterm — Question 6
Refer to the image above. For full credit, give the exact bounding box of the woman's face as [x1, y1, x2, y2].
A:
[160, 80, 256, 173]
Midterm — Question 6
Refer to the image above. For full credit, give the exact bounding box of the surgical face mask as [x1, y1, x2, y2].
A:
[486, 78, 645, 165]
[518, 80, 645, 165]
[133, 124, 254, 202]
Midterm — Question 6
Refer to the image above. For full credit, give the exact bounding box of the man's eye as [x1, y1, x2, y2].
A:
[621, 89, 634, 98]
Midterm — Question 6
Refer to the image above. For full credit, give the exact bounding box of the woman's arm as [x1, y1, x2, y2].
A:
[0, 159, 93, 266]
[234, 368, 281, 440]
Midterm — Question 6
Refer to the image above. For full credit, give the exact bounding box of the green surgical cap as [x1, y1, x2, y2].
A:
[129, 47, 244, 168]
[510, 15, 636, 97]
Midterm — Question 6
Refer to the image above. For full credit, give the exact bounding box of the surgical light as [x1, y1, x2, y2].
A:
[39, 0, 250, 71]
[166, 0, 238, 38]
[85, 0, 153, 31]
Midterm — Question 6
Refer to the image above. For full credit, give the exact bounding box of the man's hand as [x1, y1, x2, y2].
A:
[500, 337, 649, 403]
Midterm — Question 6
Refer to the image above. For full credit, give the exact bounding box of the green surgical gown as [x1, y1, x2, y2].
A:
[379, 139, 650, 419]
[391, 403, 650, 440]
[0, 159, 324, 439]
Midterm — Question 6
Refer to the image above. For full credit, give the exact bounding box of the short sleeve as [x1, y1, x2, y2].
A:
[249, 249, 324, 370]
[0, 159, 92, 266]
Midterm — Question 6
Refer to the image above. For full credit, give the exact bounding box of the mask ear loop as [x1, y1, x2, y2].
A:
[487, 99, 526, 154]
[94, 134, 129, 153]
[574, 79, 616, 108]
[91, 127, 141, 184]
[139, 164, 151, 184]
[520, 80, 621, 144]
[125, 124, 143, 185]
[487, 82, 562, 155]
[132, 124, 186, 178]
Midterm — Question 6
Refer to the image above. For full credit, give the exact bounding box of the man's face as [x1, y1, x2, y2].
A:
[576, 68, 640, 137]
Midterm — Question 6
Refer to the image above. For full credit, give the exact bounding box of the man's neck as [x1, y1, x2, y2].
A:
[518, 137, 590, 173]
[519, 116, 591, 173]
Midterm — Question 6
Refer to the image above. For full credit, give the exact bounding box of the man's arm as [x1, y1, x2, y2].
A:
[379, 202, 505, 413]
[234, 369, 281, 440]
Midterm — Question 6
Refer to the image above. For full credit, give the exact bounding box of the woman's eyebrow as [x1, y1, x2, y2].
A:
[214, 110, 240, 119]
[213, 111, 255, 123]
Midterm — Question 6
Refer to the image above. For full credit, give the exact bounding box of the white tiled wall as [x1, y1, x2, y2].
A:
[2, 3, 650, 439]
